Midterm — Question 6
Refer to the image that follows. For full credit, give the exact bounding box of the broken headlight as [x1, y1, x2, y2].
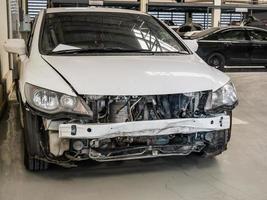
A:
[205, 81, 238, 112]
[24, 83, 91, 115]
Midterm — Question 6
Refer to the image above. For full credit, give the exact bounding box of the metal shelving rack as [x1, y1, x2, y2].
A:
[27, 0, 267, 28]
[47, 0, 140, 9]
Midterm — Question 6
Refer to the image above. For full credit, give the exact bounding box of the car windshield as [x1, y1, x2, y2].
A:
[191, 27, 220, 39]
[40, 12, 187, 55]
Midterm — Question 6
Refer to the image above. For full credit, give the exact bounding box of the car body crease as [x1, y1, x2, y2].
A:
[41, 55, 79, 96]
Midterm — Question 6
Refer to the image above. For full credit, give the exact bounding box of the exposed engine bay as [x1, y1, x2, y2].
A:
[40, 92, 231, 167]
[84, 91, 210, 123]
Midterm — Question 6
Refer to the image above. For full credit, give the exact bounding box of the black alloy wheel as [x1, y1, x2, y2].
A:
[207, 53, 226, 71]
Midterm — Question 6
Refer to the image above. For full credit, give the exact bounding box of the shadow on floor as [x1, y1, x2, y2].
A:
[37, 154, 218, 180]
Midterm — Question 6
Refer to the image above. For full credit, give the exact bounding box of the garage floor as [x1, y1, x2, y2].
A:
[0, 72, 267, 200]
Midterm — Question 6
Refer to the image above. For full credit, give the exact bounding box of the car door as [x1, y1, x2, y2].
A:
[197, 31, 221, 60]
[218, 29, 251, 65]
[247, 28, 267, 65]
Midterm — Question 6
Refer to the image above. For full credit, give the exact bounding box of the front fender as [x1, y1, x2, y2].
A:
[19, 54, 76, 103]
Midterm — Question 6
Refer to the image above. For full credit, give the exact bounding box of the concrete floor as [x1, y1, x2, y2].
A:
[1, 72, 267, 200]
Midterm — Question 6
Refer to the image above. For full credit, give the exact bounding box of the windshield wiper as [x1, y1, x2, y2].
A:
[49, 47, 153, 54]
[48, 47, 189, 55]
[175, 50, 189, 54]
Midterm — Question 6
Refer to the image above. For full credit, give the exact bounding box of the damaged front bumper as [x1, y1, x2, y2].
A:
[43, 114, 231, 163]
[58, 115, 230, 139]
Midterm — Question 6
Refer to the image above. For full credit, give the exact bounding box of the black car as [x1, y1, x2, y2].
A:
[177, 22, 203, 38]
[242, 16, 267, 30]
[193, 26, 267, 70]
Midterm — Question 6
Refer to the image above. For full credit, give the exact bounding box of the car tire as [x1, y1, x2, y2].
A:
[207, 53, 226, 71]
[16, 88, 24, 128]
[24, 145, 49, 171]
[23, 108, 48, 171]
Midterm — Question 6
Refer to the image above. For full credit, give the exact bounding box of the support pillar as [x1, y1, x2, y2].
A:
[140, 0, 148, 13]
[0, 0, 9, 117]
[212, 0, 221, 27]
[185, 12, 193, 23]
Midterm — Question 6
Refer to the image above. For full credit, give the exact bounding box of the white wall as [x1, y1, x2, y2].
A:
[0, 0, 12, 94]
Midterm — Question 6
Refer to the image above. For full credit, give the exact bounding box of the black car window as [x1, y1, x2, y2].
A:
[203, 33, 219, 40]
[220, 30, 247, 41]
[249, 30, 267, 41]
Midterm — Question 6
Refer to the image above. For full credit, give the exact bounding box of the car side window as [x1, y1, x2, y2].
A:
[220, 30, 247, 41]
[249, 30, 267, 41]
[204, 33, 219, 40]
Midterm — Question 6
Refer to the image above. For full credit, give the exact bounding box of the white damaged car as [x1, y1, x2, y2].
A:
[4, 7, 238, 171]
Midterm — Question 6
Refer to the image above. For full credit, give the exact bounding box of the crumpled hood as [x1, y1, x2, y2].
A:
[42, 55, 229, 95]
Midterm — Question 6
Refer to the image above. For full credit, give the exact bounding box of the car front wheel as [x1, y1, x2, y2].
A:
[207, 53, 226, 71]
[23, 107, 48, 171]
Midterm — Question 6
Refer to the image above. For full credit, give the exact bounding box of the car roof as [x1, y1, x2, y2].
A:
[243, 26, 267, 31]
[217, 26, 244, 30]
[46, 7, 148, 16]
[193, 25, 267, 40]
[218, 26, 267, 31]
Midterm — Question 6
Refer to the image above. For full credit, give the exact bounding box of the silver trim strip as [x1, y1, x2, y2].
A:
[59, 115, 230, 139]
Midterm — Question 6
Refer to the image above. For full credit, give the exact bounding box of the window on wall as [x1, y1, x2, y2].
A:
[9, 0, 20, 38]
[220, 13, 243, 27]
[28, 0, 47, 18]
[149, 12, 186, 26]
[192, 13, 212, 29]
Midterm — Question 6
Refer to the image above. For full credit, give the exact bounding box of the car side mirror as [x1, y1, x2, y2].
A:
[3, 39, 26, 56]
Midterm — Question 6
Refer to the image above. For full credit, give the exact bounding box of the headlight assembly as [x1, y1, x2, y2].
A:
[205, 81, 238, 112]
[24, 83, 92, 116]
